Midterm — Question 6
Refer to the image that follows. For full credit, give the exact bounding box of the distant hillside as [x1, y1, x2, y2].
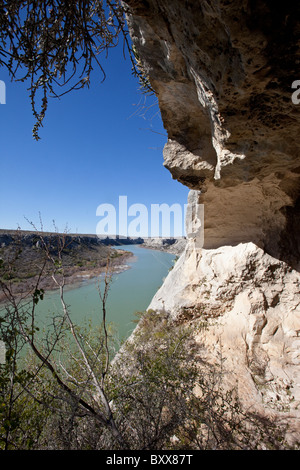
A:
[0, 229, 186, 250]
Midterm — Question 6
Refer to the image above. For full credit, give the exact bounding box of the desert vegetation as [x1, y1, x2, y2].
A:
[0, 234, 291, 450]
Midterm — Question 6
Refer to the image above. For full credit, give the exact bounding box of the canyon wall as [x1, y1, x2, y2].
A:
[124, 0, 300, 445]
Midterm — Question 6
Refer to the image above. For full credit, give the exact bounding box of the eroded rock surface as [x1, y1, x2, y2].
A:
[149, 241, 300, 443]
[124, 0, 300, 444]
[125, 0, 300, 266]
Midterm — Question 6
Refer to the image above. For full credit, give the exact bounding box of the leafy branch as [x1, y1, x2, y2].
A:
[0, 0, 154, 140]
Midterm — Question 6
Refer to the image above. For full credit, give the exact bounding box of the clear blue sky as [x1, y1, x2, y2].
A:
[0, 42, 189, 236]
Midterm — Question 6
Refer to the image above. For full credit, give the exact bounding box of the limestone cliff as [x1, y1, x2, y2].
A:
[124, 0, 300, 445]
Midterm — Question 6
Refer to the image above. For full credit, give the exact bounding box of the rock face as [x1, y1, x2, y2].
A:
[141, 237, 186, 254]
[124, 0, 300, 444]
[149, 242, 300, 443]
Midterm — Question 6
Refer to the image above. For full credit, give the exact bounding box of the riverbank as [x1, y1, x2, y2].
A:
[0, 230, 134, 303]
[0, 249, 133, 303]
[0, 229, 185, 303]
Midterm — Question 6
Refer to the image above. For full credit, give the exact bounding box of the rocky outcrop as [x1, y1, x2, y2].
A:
[125, 0, 300, 267]
[141, 237, 186, 254]
[124, 0, 300, 445]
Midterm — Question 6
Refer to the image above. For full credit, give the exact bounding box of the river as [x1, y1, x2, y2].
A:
[32, 245, 176, 344]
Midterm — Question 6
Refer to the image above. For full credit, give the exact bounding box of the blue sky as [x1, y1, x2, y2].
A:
[0, 42, 189, 236]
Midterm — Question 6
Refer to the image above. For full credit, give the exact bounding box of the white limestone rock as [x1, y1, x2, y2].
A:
[148, 240, 300, 444]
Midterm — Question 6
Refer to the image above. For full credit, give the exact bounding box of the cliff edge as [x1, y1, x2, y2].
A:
[124, 0, 300, 445]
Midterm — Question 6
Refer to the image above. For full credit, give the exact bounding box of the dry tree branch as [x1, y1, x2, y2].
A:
[39, 232, 127, 448]
[97, 250, 113, 385]
[0, 226, 128, 449]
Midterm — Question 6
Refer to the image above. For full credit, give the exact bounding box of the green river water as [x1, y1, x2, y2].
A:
[31, 245, 176, 343]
